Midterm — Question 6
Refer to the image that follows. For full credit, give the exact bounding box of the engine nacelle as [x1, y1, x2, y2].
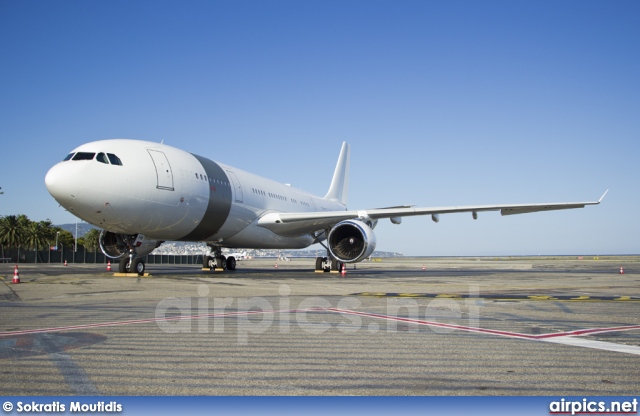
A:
[328, 220, 377, 263]
[99, 231, 161, 259]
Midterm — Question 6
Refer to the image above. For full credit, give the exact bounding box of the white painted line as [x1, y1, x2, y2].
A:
[542, 336, 640, 356]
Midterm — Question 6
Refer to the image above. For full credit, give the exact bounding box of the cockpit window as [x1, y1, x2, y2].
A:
[107, 153, 123, 166]
[96, 153, 109, 165]
[96, 153, 109, 164]
[63, 151, 122, 165]
[72, 152, 96, 161]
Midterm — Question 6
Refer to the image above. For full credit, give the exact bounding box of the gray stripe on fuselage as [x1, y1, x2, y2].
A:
[179, 154, 232, 241]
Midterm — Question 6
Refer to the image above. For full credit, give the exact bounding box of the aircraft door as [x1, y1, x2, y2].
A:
[147, 149, 174, 191]
[226, 170, 243, 203]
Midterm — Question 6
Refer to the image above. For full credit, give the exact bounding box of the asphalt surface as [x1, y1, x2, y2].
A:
[0, 257, 639, 395]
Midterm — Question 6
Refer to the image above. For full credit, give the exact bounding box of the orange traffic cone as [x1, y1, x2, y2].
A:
[340, 263, 347, 276]
[64, 260, 68, 266]
[12, 265, 20, 284]
[275, 263, 278, 269]
[107, 260, 111, 271]
[620, 266, 624, 274]
[422, 264, 426, 271]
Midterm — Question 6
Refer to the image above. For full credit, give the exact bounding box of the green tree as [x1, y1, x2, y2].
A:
[23, 221, 48, 262]
[0, 215, 24, 249]
[23, 221, 44, 251]
[83, 228, 101, 253]
[0, 215, 93, 261]
[16, 214, 30, 230]
[57, 230, 75, 248]
[39, 220, 57, 248]
[1, 214, 29, 262]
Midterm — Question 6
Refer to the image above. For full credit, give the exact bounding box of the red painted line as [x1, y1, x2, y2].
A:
[537, 324, 640, 339]
[327, 308, 538, 339]
[328, 308, 640, 341]
[2, 307, 639, 344]
[0, 309, 315, 338]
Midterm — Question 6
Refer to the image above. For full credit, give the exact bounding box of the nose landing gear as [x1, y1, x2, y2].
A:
[118, 252, 146, 276]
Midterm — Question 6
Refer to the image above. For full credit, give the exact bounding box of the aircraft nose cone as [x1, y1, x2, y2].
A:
[45, 162, 83, 208]
[45, 164, 66, 200]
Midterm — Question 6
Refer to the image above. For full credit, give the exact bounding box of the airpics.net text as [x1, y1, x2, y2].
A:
[154, 284, 482, 345]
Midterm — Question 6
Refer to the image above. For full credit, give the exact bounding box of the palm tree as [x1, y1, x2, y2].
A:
[16, 214, 30, 230]
[0, 215, 23, 248]
[39, 220, 56, 248]
[23, 221, 49, 263]
[83, 228, 101, 253]
[0, 215, 24, 260]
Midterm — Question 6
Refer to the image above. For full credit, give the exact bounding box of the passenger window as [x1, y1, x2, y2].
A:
[96, 153, 109, 164]
[107, 153, 123, 166]
[72, 152, 96, 161]
[63, 153, 75, 161]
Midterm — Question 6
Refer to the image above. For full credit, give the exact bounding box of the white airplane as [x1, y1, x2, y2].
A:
[45, 139, 606, 275]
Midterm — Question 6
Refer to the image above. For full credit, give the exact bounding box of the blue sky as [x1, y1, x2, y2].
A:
[1, 0, 638, 256]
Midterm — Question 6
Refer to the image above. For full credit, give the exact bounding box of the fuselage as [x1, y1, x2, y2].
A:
[45, 139, 346, 249]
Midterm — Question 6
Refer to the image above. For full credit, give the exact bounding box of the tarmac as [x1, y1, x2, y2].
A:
[0, 256, 639, 395]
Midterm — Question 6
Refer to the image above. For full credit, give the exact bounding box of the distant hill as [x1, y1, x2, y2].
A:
[56, 223, 100, 237]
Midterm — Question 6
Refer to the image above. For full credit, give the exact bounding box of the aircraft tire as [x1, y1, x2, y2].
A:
[226, 256, 236, 271]
[133, 258, 145, 276]
[216, 255, 226, 270]
[118, 258, 128, 273]
[315, 257, 323, 271]
[331, 258, 342, 271]
[203, 255, 211, 270]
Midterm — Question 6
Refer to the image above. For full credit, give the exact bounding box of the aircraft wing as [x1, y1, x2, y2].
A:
[257, 191, 608, 237]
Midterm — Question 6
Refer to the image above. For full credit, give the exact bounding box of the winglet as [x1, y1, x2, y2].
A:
[598, 189, 609, 203]
[324, 142, 350, 206]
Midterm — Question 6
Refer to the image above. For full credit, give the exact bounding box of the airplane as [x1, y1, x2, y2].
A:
[44, 139, 607, 275]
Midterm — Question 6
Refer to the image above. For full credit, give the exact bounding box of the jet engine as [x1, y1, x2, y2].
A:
[99, 231, 161, 259]
[328, 220, 377, 263]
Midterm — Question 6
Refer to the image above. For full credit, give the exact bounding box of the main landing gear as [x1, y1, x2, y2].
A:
[314, 254, 344, 273]
[203, 244, 236, 271]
